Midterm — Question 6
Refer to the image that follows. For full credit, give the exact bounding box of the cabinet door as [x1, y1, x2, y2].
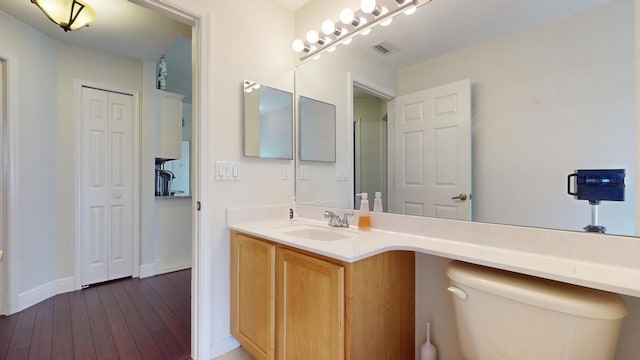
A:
[277, 249, 344, 360]
[231, 233, 276, 360]
[155, 90, 184, 160]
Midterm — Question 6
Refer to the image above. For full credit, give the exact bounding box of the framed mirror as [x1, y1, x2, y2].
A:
[299, 95, 337, 162]
[243, 80, 293, 159]
[294, 0, 636, 236]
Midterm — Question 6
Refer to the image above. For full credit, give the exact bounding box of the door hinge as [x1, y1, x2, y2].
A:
[196, 201, 201, 211]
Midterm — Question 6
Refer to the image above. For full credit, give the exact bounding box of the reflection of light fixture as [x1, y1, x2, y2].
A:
[294, 0, 429, 62]
[243, 80, 261, 93]
[31, 0, 96, 32]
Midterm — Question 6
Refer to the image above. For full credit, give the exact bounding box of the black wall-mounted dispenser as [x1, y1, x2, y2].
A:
[567, 169, 625, 203]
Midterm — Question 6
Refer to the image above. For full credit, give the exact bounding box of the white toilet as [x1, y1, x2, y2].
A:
[447, 261, 628, 360]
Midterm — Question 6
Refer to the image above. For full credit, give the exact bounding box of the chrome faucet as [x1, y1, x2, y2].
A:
[324, 210, 354, 228]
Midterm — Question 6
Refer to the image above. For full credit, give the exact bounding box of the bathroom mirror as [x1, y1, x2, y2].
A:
[294, 0, 637, 236]
[299, 95, 336, 162]
[243, 80, 294, 159]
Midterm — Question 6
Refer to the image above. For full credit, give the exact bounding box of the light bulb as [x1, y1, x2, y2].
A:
[361, 0, 376, 13]
[292, 39, 305, 52]
[340, 8, 355, 24]
[404, 5, 417, 15]
[306, 30, 319, 43]
[359, 18, 371, 35]
[328, 46, 337, 52]
[321, 19, 335, 35]
[380, 7, 392, 26]
[342, 37, 353, 45]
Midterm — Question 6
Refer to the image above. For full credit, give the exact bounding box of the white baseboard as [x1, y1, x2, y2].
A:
[139, 263, 158, 278]
[18, 277, 74, 312]
[211, 336, 240, 358]
[157, 263, 192, 275]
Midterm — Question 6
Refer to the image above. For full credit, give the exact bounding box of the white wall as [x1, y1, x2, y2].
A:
[0, 11, 59, 311]
[399, 0, 636, 236]
[154, 198, 192, 273]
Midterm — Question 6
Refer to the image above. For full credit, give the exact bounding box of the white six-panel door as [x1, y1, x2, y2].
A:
[392, 79, 472, 220]
[81, 86, 134, 286]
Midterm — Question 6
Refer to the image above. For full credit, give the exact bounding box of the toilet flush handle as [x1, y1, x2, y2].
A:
[447, 286, 468, 300]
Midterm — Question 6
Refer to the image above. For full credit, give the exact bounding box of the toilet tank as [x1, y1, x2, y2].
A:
[447, 261, 628, 360]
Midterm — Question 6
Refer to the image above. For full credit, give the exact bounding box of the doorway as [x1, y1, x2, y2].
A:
[353, 85, 389, 211]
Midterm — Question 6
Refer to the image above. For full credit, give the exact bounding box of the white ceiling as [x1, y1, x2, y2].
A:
[0, 0, 191, 62]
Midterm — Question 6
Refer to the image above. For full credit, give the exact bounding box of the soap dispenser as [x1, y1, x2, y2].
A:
[373, 191, 384, 212]
[356, 193, 371, 230]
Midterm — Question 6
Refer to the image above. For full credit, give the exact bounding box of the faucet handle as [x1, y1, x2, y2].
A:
[324, 210, 335, 219]
[342, 212, 354, 227]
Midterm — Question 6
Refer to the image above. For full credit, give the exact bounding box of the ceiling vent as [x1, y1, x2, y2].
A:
[371, 41, 399, 56]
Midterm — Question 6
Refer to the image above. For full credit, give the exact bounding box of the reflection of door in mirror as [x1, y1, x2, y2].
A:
[392, 79, 472, 220]
[353, 86, 389, 211]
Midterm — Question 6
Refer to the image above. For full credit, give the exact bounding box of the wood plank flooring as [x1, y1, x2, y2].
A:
[0, 269, 191, 360]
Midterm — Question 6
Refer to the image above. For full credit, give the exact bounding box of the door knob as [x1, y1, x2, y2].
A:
[451, 193, 468, 201]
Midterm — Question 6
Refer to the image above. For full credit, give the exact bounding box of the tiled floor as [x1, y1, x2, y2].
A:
[214, 347, 255, 360]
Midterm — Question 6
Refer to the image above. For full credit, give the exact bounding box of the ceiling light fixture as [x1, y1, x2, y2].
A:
[292, 0, 429, 62]
[31, 0, 96, 32]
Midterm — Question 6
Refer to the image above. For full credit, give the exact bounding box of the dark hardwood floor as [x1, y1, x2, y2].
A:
[0, 269, 191, 360]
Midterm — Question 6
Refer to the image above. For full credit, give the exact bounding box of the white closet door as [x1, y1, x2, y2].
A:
[81, 86, 134, 286]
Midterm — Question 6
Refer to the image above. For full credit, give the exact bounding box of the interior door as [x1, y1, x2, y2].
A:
[81, 86, 134, 286]
[391, 79, 471, 220]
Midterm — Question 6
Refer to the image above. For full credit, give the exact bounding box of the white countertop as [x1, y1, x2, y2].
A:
[228, 205, 640, 298]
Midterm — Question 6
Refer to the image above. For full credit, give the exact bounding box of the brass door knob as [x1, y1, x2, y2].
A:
[451, 193, 468, 201]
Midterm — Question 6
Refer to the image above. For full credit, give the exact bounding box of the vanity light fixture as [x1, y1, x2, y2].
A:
[31, 0, 96, 32]
[293, 0, 428, 62]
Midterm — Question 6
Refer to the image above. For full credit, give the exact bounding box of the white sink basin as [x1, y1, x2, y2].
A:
[275, 224, 357, 241]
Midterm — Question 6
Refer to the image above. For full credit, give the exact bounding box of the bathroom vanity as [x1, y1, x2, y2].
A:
[230, 230, 414, 360]
[228, 205, 640, 359]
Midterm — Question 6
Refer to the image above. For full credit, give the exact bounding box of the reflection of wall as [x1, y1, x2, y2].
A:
[261, 106, 293, 158]
[296, 45, 396, 207]
[399, 0, 635, 236]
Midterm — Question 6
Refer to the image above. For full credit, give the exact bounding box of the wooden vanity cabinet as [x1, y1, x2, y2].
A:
[230, 231, 415, 360]
[230, 233, 276, 360]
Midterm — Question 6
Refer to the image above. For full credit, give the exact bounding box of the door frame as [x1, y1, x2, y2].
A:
[128, 1, 210, 358]
[74, 80, 141, 289]
[0, 53, 19, 315]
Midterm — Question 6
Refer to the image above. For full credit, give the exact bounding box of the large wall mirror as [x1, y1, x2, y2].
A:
[244, 80, 294, 159]
[294, 0, 637, 236]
